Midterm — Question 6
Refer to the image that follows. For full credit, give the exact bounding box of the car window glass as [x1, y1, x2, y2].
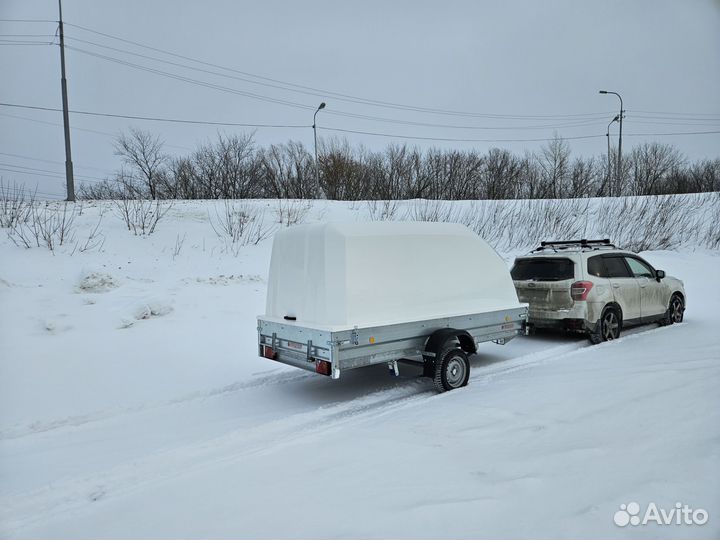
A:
[625, 257, 654, 278]
[602, 256, 632, 278]
[587, 255, 605, 277]
[510, 258, 574, 281]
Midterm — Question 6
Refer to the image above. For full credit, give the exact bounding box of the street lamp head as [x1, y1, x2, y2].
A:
[318, 102, 326, 110]
[612, 114, 619, 122]
[599, 90, 608, 94]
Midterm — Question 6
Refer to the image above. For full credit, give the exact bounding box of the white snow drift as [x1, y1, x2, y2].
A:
[0, 197, 718, 539]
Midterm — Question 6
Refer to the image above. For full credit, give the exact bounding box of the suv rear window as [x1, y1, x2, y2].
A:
[511, 258, 574, 281]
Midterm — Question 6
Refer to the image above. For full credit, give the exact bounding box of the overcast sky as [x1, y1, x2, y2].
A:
[1, 0, 719, 198]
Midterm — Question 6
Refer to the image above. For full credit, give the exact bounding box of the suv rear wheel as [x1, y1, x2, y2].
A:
[590, 306, 621, 344]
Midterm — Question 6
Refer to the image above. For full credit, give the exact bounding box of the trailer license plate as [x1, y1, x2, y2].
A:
[287, 340, 303, 350]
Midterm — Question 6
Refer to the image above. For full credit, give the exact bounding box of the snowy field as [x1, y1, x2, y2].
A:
[1, 196, 719, 539]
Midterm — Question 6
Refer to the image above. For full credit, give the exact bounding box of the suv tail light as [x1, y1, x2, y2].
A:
[571, 281, 594, 301]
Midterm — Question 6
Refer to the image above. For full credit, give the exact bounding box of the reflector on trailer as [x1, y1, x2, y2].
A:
[315, 359, 331, 376]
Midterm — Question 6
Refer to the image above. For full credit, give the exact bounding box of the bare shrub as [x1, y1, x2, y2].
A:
[209, 200, 274, 252]
[8, 202, 78, 252]
[593, 195, 695, 252]
[275, 199, 310, 227]
[366, 199, 399, 221]
[701, 193, 720, 249]
[171, 233, 186, 260]
[113, 199, 173, 235]
[0, 180, 35, 228]
[458, 201, 514, 245]
[405, 199, 460, 222]
[76, 209, 106, 253]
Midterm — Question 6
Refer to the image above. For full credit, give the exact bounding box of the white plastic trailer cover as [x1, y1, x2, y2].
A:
[264, 221, 523, 331]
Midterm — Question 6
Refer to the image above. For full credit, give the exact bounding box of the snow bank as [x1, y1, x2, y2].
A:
[0, 197, 718, 539]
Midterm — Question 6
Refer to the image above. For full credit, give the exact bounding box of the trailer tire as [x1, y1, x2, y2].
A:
[434, 347, 470, 393]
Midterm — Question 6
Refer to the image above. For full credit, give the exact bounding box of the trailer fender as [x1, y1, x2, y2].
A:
[422, 328, 476, 377]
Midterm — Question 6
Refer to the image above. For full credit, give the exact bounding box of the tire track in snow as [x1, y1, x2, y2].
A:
[0, 368, 316, 441]
[1, 324, 667, 534]
[0, 339, 593, 535]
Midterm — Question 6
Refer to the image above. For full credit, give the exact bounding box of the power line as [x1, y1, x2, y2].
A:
[0, 151, 115, 174]
[66, 45, 319, 112]
[0, 19, 56, 23]
[63, 45, 615, 131]
[64, 34, 620, 131]
[0, 40, 54, 45]
[631, 110, 720, 117]
[0, 34, 56, 37]
[0, 111, 194, 151]
[3, 101, 718, 145]
[0, 101, 309, 128]
[0, 183, 65, 199]
[623, 130, 720, 137]
[0, 161, 107, 181]
[64, 21, 619, 122]
[318, 127, 720, 142]
[318, 127, 606, 143]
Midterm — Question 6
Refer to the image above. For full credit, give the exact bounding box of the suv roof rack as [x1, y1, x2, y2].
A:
[531, 238, 617, 253]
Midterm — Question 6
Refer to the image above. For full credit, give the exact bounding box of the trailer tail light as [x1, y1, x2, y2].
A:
[571, 281, 594, 301]
[315, 359, 331, 376]
[262, 345, 277, 360]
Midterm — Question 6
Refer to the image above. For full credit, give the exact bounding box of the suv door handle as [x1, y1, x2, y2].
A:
[612, 283, 620, 288]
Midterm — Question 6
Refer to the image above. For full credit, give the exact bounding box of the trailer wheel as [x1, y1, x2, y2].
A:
[434, 347, 470, 393]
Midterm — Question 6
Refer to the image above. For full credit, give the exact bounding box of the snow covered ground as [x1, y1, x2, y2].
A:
[0, 198, 718, 539]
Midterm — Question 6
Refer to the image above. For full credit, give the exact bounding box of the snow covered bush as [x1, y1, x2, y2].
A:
[405, 199, 460, 222]
[0, 180, 34, 229]
[113, 198, 172, 236]
[594, 195, 699, 252]
[274, 199, 310, 227]
[209, 200, 274, 253]
[366, 199, 399, 221]
[7, 202, 78, 252]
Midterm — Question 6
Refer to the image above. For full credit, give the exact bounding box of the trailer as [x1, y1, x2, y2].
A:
[257, 221, 528, 392]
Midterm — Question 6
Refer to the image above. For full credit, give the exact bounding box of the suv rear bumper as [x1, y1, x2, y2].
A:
[528, 317, 595, 333]
[527, 301, 603, 333]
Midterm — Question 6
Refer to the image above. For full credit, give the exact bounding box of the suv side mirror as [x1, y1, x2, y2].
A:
[656, 269, 666, 281]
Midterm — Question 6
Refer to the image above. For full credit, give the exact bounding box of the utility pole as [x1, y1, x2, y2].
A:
[312, 102, 326, 196]
[58, 0, 75, 201]
[606, 115, 619, 195]
[599, 90, 624, 194]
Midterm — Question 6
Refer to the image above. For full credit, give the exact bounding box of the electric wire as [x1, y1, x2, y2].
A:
[64, 21, 620, 121]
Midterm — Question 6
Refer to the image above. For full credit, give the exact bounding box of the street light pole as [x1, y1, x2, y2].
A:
[606, 115, 619, 195]
[599, 90, 624, 192]
[313, 102, 326, 195]
[58, 0, 75, 201]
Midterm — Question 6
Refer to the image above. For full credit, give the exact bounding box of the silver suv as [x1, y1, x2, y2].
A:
[511, 239, 686, 344]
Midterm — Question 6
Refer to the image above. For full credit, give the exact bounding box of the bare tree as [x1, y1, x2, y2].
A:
[536, 135, 571, 198]
[628, 142, 685, 196]
[482, 148, 522, 199]
[115, 128, 169, 199]
[259, 141, 317, 199]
